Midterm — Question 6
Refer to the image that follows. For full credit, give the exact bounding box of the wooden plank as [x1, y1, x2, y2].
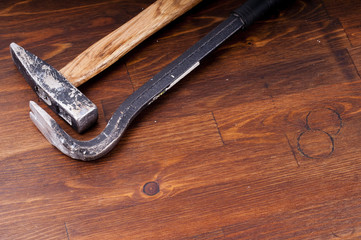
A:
[2, 0, 361, 239]
[348, 46, 361, 75]
[323, 0, 361, 47]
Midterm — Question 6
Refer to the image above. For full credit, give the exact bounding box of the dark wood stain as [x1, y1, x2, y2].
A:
[2, 0, 361, 239]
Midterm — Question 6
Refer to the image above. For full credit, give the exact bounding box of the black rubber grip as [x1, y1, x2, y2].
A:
[233, 0, 284, 28]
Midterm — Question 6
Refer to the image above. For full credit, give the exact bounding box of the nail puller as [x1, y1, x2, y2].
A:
[27, 0, 285, 161]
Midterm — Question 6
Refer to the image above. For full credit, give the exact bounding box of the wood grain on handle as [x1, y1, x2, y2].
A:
[60, 0, 202, 87]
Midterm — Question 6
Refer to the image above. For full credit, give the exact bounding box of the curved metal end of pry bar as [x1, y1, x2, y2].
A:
[29, 101, 71, 156]
[26, 0, 255, 161]
[29, 101, 127, 161]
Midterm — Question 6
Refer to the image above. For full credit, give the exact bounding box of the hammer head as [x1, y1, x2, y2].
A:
[10, 43, 98, 133]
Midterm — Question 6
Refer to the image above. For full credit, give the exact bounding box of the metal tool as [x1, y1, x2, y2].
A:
[10, 0, 202, 133]
[26, 0, 284, 161]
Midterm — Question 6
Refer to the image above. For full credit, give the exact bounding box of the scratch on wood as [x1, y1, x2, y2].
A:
[64, 222, 70, 240]
[346, 48, 361, 79]
[211, 112, 225, 145]
[284, 133, 300, 167]
[100, 100, 109, 123]
[331, 226, 355, 238]
[125, 62, 135, 92]
[338, 19, 354, 48]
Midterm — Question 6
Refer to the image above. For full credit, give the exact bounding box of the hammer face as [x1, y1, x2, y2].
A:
[10, 43, 98, 133]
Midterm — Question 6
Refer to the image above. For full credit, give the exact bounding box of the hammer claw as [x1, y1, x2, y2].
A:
[29, 100, 126, 161]
[29, 101, 69, 155]
[24, 0, 284, 160]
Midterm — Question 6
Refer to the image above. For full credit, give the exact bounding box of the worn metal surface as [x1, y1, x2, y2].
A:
[27, 0, 282, 160]
[10, 43, 98, 133]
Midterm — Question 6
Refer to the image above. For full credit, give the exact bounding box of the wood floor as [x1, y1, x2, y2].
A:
[1, 0, 361, 239]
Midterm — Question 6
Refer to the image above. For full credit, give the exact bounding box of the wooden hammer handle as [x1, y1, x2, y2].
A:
[60, 0, 202, 87]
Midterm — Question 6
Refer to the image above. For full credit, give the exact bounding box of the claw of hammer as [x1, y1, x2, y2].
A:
[28, 0, 285, 161]
[29, 100, 117, 160]
[11, 0, 203, 133]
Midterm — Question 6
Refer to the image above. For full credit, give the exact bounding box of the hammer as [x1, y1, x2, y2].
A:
[10, 0, 202, 133]
[28, 0, 285, 161]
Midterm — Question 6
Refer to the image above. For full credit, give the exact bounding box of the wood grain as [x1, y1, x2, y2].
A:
[2, 0, 361, 239]
[60, 0, 202, 87]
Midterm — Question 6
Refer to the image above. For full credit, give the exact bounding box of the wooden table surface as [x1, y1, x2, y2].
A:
[1, 0, 361, 239]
